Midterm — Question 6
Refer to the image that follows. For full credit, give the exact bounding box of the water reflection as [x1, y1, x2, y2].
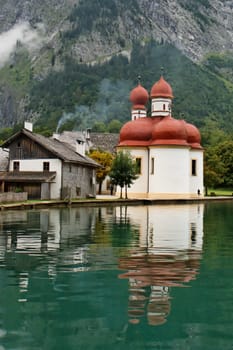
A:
[117, 205, 203, 326]
[0, 204, 204, 349]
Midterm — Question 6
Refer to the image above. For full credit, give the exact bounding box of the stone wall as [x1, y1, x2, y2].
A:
[62, 163, 96, 199]
[0, 192, 28, 203]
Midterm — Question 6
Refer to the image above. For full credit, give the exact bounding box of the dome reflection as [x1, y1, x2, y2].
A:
[117, 204, 204, 326]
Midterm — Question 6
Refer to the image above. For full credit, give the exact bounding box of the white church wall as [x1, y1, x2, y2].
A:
[151, 98, 171, 117]
[148, 147, 190, 198]
[116, 147, 148, 198]
[189, 149, 204, 197]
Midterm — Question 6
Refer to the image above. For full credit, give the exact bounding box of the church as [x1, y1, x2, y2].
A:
[117, 75, 204, 199]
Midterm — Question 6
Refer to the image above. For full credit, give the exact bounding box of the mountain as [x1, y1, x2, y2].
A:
[0, 0, 233, 134]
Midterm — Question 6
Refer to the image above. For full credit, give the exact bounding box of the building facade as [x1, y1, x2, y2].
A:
[117, 76, 204, 199]
[0, 125, 98, 200]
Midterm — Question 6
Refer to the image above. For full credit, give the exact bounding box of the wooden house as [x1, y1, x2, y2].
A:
[0, 126, 99, 200]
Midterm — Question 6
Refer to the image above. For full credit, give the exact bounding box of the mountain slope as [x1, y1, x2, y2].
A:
[0, 0, 233, 132]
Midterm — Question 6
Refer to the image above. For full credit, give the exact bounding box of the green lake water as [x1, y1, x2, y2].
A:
[0, 202, 232, 350]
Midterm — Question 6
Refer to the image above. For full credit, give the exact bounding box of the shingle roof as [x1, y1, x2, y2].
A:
[90, 133, 119, 153]
[58, 131, 119, 154]
[2, 129, 99, 168]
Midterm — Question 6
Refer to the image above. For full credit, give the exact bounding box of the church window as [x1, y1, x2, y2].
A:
[191, 159, 197, 176]
[151, 157, 155, 174]
[135, 158, 142, 174]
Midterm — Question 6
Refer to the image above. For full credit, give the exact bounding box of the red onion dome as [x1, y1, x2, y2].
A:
[130, 84, 149, 108]
[185, 122, 202, 149]
[119, 118, 153, 146]
[150, 76, 174, 99]
[151, 116, 188, 146]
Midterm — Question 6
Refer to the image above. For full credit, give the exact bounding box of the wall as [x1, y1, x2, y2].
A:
[116, 147, 148, 197]
[0, 192, 28, 203]
[62, 163, 96, 199]
[9, 158, 62, 199]
[189, 149, 204, 196]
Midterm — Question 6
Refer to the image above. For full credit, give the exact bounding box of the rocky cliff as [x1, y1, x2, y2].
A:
[0, 0, 233, 129]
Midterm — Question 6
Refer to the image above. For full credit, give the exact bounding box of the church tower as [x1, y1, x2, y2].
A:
[117, 73, 204, 199]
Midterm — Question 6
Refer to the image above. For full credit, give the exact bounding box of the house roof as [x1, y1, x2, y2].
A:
[57, 131, 119, 154]
[0, 171, 56, 183]
[2, 129, 99, 168]
[90, 133, 119, 153]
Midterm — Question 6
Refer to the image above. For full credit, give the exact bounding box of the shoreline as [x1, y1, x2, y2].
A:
[0, 195, 233, 211]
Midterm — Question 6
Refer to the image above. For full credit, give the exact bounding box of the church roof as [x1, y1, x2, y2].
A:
[120, 76, 202, 149]
[119, 116, 202, 149]
[130, 83, 149, 109]
[150, 76, 174, 99]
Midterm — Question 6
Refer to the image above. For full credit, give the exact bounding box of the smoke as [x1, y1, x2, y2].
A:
[0, 22, 45, 68]
[56, 106, 90, 133]
[56, 78, 132, 132]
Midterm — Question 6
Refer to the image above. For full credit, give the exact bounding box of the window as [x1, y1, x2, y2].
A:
[151, 157, 155, 174]
[16, 141, 23, 159]
[135, 158, 142, 174]
[191, 159, 197, 176]
[13, 161, 20, 171]
[43, 162, 50, 172]
[163, 104, 166, 111]
[76, 187, 81, 196]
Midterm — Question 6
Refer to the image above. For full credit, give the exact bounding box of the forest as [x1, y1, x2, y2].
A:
[0, 40, 233, 191]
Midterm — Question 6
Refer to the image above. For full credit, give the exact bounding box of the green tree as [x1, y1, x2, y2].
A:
[109, 150, 138, 199]
[107, 119, 122, 133]
[200, 118, 227, 147]
[88, 149, 113, 194]
[204, 146, 226, 195]
[215, 140, 233, 187]
[92, 121, 107, 133]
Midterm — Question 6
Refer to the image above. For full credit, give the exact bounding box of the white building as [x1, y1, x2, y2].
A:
[0, 124, 99, 200]
[117, 76, 204, 199]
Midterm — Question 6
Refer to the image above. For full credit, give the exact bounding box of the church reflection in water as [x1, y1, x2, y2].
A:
[0, 204, 204, 331]
[117, 204, 204, 326]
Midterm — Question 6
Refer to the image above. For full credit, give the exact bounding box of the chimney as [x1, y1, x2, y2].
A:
[76, 138, 85, 156]
[24, 121, 33, 132]
[52, 133, 60, 140]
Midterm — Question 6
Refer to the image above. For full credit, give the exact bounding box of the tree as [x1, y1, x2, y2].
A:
[109, 150, 138, 199]
[204, 146, 226, 195]
[215, 140, 233, 187]
[88, 149, 113, 194]
[107, 119, 122, 133]
[92, 121, 107, 132]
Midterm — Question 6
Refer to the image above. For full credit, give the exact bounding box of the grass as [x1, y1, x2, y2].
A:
[207, 188, 233, 196]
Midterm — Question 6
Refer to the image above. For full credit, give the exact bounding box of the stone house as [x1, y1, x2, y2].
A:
[56, 130, 119, 194]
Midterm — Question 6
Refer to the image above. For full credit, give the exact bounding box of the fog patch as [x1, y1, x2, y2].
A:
[0, 22, 45, 68]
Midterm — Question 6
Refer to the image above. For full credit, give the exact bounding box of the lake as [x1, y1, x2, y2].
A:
[0, 202, 232, 350]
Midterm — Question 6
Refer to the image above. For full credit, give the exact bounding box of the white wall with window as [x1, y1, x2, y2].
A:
[189, 150, 204, 196]
[9, 158, 62, 199]
[149, 147, 190, 198]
